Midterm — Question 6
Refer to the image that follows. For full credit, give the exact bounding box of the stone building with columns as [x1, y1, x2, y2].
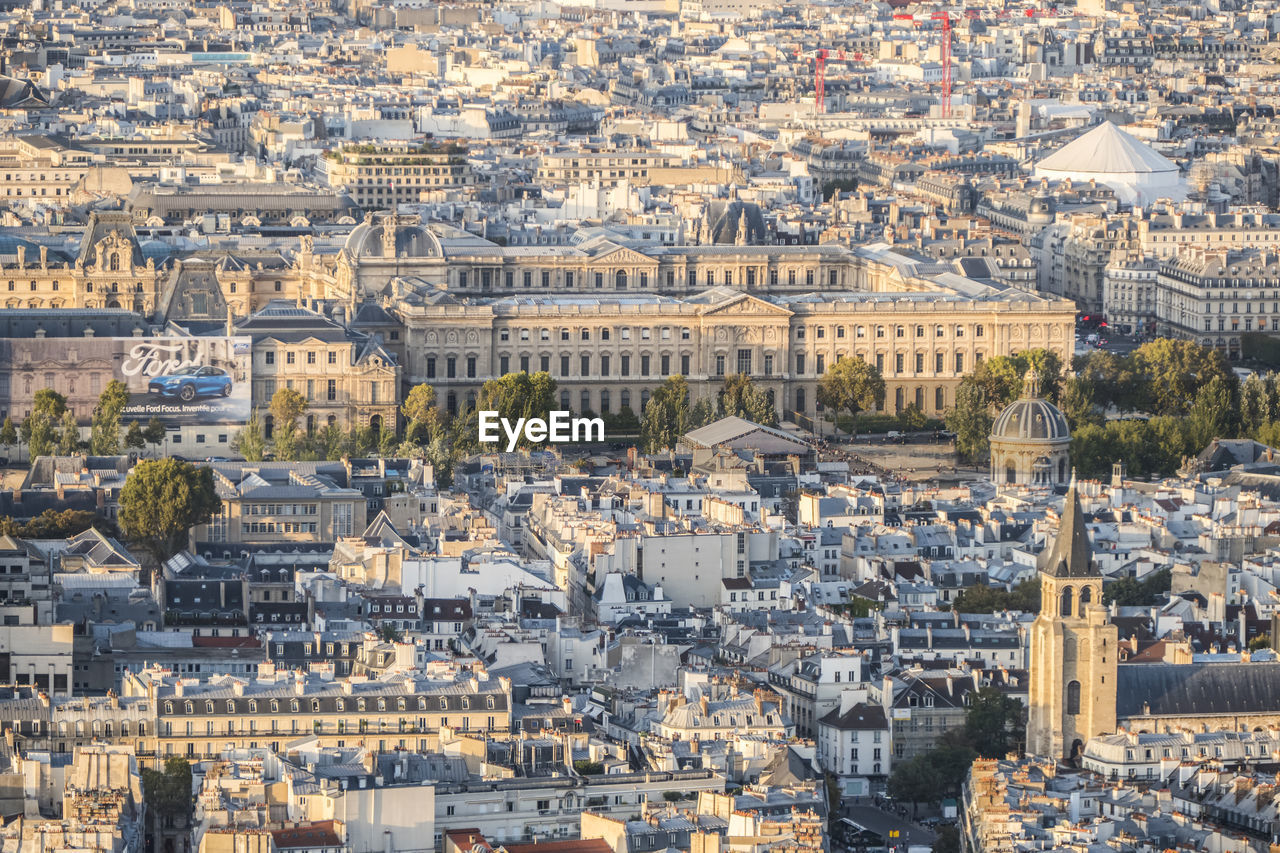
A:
[988, 371, 1072, 487]
[1, 212, 1077, 427]
[320, 215, 1077, 421]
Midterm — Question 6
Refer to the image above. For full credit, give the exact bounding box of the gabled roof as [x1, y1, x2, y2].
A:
[682, 416, 810, 453]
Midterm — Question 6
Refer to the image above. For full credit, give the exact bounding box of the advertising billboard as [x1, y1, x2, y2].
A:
[0, 335, 252, 427]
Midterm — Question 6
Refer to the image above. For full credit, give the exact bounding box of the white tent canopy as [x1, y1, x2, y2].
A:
[1034, 121, 1186, 205]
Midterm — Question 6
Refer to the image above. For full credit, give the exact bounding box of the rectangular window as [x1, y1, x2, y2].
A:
[737, 349, 751, 375]
[715, 355, 725, 376]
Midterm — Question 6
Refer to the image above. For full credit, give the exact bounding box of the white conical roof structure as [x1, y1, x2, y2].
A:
[1034, 121, 1186, 205]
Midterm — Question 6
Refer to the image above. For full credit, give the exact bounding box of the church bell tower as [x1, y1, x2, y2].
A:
[1027, 476, 1118, 760]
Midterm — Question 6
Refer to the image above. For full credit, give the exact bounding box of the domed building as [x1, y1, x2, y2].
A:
[989, 371, 1071, 487]
[340, 212, 445, 295]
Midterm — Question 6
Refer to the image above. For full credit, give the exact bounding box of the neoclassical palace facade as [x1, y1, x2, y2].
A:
[315, 214, 1076, 420]
[0, 212, 1077, 426]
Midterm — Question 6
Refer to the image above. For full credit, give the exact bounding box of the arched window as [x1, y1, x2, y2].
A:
[109, 253, 120, 272]
[1080, 586, 1093, 607]
[1066, 680, 1081, 715]
[1060, 587, 1073, 617]
[616, 270, 627, 289]
[796, 388, 806, 412]
[1006, 463, 1016, 484]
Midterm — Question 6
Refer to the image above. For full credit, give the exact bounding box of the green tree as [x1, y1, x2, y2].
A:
[1102, 568, 1171, 606]
[20, 388, 67, 460]
[0, 508, 117, 539]
[141, 757, 192, 825]
[402, 383, 437, 427]
[269, 387, 309, 460]
[0, 417, 16, 450]
[641, 376, 695, 452]
[817, 357, 886, 435]
[1241, 373, 1271, 437]
[1058, 376, 1102, 429]
[946, 382, 992, 463]
[118, 458, 220, 561]
[1186, 375, 1239, 451]
[887, 739, 976, 816]
[402, 383, 446, 446]
[717, 374, 777, 425]
[1132, 338, 1235, 417]
[933, 824, 960, 853]
[457, 372, 558, 451]
[233, 409, 268, 462]
[143, 417, 167, 450]
[89, 380, 130, 456]
[963, 687, 1026, 758]
[58, 410, 80, 456]
[124, 420, 146, 451]
[951, 578, 1040, 614]
[901, 402, 928, 431]
[32, 389, 67, 421]
[21, 414, 57, 459]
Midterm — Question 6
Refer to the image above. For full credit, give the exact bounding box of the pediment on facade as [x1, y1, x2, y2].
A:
[697, 291, 793, 319]
[584, 244, 659, 267]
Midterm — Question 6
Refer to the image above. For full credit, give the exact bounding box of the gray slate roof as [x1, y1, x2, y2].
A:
[1116, 662, 1280, 718]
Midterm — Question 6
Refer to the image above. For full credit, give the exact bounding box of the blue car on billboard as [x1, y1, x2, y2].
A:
[148, 365, 233, 402]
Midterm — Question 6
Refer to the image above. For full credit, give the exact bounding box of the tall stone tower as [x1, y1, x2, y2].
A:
[1027, 477, 1118, 760]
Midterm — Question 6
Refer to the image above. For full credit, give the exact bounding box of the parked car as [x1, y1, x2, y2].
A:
[148, 365, 233, 402]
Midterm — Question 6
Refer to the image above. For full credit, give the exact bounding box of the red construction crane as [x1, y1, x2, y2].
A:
[932, 10, 952, 118]
[806, 48, 862, 114]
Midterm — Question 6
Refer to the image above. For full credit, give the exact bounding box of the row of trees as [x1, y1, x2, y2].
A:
[949, 569, 1171, 616]
[227, 372, 794, 477]
[943, 340, 1255, 480]
[8, 356, 893, 469]
[0, 385, 169, 460]
[639, 374, 779, 451]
